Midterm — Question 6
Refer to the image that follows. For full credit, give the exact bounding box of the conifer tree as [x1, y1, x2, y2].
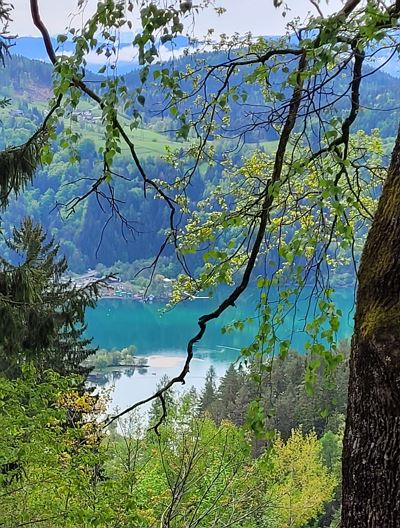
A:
[214, 364, 246, 425]
[199, 365, 217, 413]
[0, 1, 12, 65]
[0, 217, 98, 378]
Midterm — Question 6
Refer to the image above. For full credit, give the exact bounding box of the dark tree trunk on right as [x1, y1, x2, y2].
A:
[341, 126, 400, 526]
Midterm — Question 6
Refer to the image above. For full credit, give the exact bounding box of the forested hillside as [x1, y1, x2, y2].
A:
[0, 53, 399, 271]
[3, 1, 400, 527]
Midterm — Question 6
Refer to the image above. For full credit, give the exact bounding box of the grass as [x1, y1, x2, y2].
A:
[82, 121, 180, 157]
[1, 97, 280, 159]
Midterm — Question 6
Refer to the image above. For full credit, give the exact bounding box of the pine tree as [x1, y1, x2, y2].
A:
[0, 1, 12, 65]
[0, 2, 12, 110]
[0, 2, 50, 209]
[199, 365, 217, 413]
[214, 364, 246, 425]
[0, 217, 98, 378]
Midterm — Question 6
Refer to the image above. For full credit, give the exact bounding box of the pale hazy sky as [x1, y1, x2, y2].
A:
[11, 0, 344, 38]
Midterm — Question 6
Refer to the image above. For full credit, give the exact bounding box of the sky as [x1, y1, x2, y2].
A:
[6, 0, 348, 71]
[11, 0, 345, 38]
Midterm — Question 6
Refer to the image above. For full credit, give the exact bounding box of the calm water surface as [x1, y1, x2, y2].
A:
[85, 288, 355, 411]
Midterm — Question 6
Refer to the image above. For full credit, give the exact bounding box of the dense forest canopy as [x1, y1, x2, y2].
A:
[1, 0, 400, 526]
[0, 54, 397, 270]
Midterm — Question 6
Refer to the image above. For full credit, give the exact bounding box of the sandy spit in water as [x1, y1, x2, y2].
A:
[146, 356, 203, 368]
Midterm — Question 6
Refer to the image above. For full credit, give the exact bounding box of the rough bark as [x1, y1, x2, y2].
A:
[341, 126, 400, 526]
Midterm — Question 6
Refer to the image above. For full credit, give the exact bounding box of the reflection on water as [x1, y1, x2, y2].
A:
[89, 356, 231, 412]
[85, 287, 355, 411]
[89, 365, 149, 386]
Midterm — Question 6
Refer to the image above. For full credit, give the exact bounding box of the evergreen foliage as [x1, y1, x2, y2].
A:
[0, 129, 48, 208]
[0, 1, 12, 65]
[0, 217, 98, 378]
[0, 372, 337, 528]
[1, 1, 400, 524]
[0, 55, 397, 272]
[201, 347, 349, 439]
[198, 364, 217, 412]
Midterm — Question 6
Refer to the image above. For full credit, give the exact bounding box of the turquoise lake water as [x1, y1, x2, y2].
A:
[85, 287, 355, 412]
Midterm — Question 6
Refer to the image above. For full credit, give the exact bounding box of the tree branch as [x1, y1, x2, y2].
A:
[106, 51, 308, 428]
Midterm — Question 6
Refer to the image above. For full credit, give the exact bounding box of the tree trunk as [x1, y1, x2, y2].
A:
[341, 126, 400, 526]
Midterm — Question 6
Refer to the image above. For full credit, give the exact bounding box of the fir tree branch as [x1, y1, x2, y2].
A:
[0, 94, 62, 208]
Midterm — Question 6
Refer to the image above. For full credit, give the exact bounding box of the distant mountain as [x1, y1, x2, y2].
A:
[9, 35, 190, 74]
[3, 49, 400, 143]
[0, 55, 52, 101]
[10, 34, 400, 79]
[1, 52, 400, 269]
[11, 36, 74, 61]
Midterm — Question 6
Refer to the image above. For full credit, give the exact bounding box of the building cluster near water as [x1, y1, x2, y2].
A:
[68, 269, 210, 302]
[68, 269, 160, 301]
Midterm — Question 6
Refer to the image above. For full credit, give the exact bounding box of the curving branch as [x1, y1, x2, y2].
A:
[29, 0, 180, 258]
[28, 0, 388, 432]
[106, 51, 308, 429]
[311, 42, 365, 161]
[105, 0, 377, 430]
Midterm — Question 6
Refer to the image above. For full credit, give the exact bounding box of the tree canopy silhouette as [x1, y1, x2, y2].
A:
[7, 0, 400, 525]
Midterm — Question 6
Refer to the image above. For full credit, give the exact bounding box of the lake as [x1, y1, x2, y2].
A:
[85, 287, 355, 413]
